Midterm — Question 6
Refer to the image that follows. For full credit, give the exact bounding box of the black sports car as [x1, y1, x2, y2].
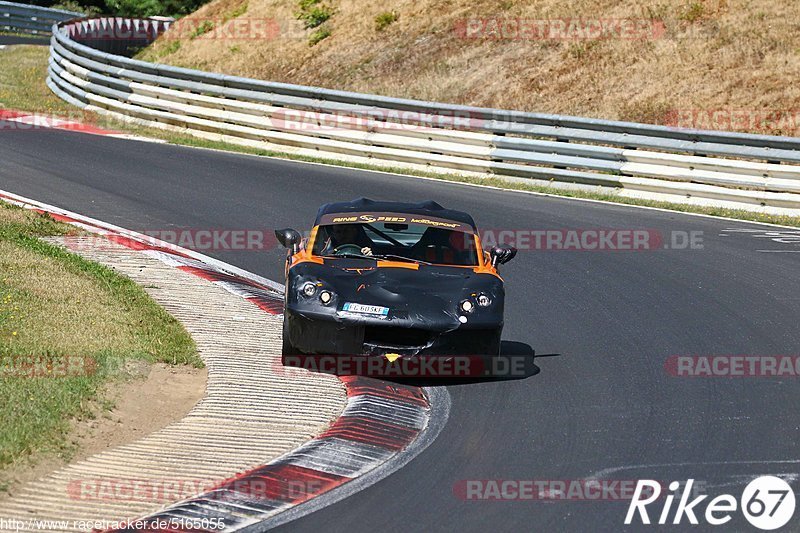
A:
[275, 198, 516, 357]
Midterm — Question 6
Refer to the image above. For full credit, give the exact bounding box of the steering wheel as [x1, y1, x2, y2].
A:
[333, 244, 364, 256]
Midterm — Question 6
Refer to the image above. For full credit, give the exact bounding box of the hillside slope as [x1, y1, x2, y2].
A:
[139, 0, 800, 135]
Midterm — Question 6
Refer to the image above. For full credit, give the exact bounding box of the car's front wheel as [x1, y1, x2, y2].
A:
[282, 318, 301, 355]
[487, 330, 502, 357]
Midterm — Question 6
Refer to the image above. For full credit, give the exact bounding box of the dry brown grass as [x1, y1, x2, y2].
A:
[139, 0, 800, 135]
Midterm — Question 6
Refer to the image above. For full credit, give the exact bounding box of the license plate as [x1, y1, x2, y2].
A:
[342, 302, 389, 316]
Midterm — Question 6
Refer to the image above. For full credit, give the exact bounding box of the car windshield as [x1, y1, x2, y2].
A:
[312, 222, 479, 266]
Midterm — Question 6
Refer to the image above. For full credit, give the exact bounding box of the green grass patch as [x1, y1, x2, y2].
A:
[161, 39, 182, 55]
[49, 0, 102, 15]
[300, 7, 332, 29]
[679, 1, 706, 22]
[308, 25, 331, 46]
[0, 45, 76, 116]
[296, 0, 333, 29]
[103, 0, 210, 18]
[227, 1, 248, 19]
[375, 11, 398, 31]
[0, 203, 199, 485]
[190, 19, 215, 39]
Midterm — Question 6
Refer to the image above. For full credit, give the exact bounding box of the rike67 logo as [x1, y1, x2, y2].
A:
[626, 477, 795, 530]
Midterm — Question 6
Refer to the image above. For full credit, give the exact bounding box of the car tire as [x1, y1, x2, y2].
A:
[282, 318, 301, 356]
[487, 329, 502, 357]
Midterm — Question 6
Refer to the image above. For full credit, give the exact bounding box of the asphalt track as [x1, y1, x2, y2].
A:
[1, 126, 799, 532]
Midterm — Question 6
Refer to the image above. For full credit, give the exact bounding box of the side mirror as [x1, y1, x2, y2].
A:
[275, 228, 302, 253]
[489, 244, 517, 267]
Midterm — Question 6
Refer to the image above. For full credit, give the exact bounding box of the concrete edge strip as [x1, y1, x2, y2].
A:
[239, 386, 451, 532]
[117, 382, 442, 532]
[0, 189, 448, 532]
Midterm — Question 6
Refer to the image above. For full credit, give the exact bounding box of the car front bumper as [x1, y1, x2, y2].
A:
[284, 308, 501, 356]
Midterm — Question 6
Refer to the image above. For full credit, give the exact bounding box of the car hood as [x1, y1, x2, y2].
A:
[287, 258, 504, 330]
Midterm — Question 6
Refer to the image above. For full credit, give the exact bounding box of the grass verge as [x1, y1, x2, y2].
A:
[2, 43, 800, 228]
[0, 202, 200, 491]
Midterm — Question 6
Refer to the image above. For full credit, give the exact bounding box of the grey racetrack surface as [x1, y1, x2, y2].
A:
[1, 127, 799, 532]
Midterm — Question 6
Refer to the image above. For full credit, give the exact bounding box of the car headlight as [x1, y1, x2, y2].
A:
[300, 282, 317, 297]
[460, 299, 474, 313]
[319, 290, 333, 305]
[477, 294, 491, 307]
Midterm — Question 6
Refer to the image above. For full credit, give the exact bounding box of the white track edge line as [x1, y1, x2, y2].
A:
[0, 189, 284, 292]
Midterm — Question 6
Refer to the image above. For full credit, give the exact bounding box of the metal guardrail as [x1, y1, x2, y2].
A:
[13, 11, 800, 212]
[0, 1, 77, 34]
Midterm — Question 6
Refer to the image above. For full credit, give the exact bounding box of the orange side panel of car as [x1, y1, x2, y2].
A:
[286, 226, 323, 276]
[473, 234, 503, 280]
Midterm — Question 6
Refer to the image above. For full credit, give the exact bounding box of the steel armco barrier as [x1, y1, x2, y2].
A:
[1, 1, 77, 34]
[18, 11, 800, 213]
